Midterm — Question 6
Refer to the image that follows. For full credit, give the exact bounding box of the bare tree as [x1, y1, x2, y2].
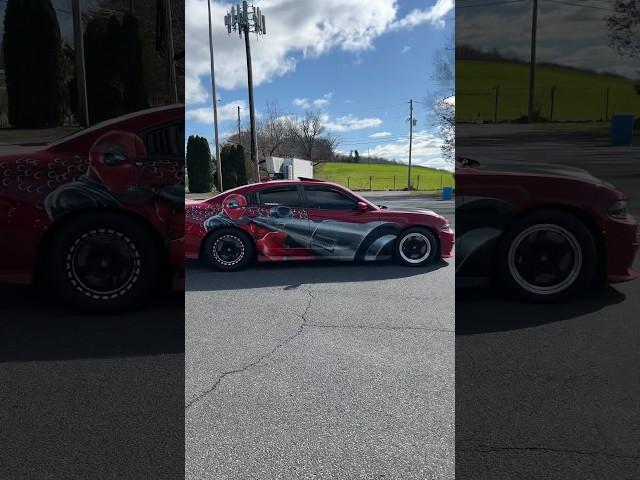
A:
[607, 0, 640, 59]
[287, 111, 340, 164]
[257, 102, 290, 159]
[607, 1, 640, 94]
[426, 33, 454, 164]
[288, 111, 324, 161]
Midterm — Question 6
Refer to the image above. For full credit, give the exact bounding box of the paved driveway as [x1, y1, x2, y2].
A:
[186, 193, 455, 479]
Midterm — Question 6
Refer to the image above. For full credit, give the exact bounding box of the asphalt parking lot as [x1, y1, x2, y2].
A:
[456, 125, 640, 479]
[186, 193, 455, 479]
[0, 287, 184, 479]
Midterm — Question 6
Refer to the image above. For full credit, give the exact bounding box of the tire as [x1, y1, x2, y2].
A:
[202, 228, 255, 272]
[393, 227, 439, 267]
[497, 210, 598, 302]
[45, 212, 162, 314]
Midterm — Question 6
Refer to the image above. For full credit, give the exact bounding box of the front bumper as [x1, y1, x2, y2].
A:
[606, 219, 640, 283]
[440, 229, 455, 258]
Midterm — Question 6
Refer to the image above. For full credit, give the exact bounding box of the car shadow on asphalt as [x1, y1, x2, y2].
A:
[0, 285, 184, 362]
[456, 285, 626, 335]
[186, 258, 451, 292]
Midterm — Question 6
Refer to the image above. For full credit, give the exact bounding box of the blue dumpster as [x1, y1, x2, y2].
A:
[442, 186, 453, 201]
[610, 115, 635, 145]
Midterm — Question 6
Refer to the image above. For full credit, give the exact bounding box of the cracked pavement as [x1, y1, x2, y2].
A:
[185, 194, 455, 479]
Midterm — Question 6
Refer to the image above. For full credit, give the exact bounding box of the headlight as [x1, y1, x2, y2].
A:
[608, 200, 629, 219]
[440, 223, 451, 231]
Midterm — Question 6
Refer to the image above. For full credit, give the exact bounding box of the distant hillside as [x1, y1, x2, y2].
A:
[457, 59, 640, 123]
[315, 162, 454, 191]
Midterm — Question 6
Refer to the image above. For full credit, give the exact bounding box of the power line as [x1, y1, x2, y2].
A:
[339, 137, 407, 146]
[458, 0, 528, 8]
[542, 0, 616, 12]
[277, 101, 408, 119]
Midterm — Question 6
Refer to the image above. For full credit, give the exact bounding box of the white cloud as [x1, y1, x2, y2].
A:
[390, 0, 454, 31]
[313, 93, 333, 109]
[186, 0, 400, 103]
[457, 2, 637, 78]
[401, 45, 412, 55]
[322, 114, 383, 132]
[293, 93, 333, 110]
[370, 131, 392, 138]
[186, 100, 248, 124]
[293, 98, 311, 109]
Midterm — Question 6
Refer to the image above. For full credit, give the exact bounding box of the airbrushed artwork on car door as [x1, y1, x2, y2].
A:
[200, 192, 404, 262]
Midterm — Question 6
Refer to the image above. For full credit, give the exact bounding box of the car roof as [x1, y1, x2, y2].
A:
[208, 179, 348, 198]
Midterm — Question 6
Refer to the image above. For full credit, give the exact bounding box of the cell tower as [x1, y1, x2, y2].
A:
[224, 2, 267, 182]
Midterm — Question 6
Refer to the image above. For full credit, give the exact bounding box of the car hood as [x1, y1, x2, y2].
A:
[385, 207, 438, 216]
[475, 159, 606, 184]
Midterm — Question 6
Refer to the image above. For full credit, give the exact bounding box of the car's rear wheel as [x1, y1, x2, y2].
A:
[46, 213, 161, 313]
[498, 210, 597, 302]
[393, 227, 439, 267]
[202, 228, 255, 272]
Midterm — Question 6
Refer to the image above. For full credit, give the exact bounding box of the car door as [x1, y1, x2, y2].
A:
[303, 184, 385, 260]
[249, 185, 311, 260]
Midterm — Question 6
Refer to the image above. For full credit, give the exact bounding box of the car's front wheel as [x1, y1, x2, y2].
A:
[45, 213, 162, 313]
[393, 227, 439, 267]
[498, 210, 598, 302]
[202, 228, 255, 272]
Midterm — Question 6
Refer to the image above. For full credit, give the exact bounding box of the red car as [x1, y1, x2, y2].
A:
[456, 157, 639, 301]
[185, 179, 454, 271]
[0, 105, 185, 312]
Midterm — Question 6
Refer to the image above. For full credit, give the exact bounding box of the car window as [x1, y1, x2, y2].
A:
[258, 186, 303, 207]
[142, 123, 184, 159]
[304, 186, 357, 210]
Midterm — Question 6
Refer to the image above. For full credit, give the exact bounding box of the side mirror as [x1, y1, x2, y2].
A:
[87, 131, 147, 194]
[356, 201, 369, 212]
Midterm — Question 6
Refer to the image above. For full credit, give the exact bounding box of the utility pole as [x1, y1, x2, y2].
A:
[225, 2, 266, 182]
[164, 0, 178, 103]
[207, 0, 222, 192]
[408, 99, 414, 190]
[243, 21, 259, 181]
[71, 0, 89, 127]
[527, 0, 538, 122]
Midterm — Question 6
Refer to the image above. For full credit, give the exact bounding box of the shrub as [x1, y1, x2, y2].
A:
[186, 135, 213, 193]
[3, 0, 63, 127]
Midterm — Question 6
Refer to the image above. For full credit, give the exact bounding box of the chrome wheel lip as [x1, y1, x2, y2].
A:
[399, 232, 432, 264]
[213, 234, 246, 266]
[508, 223, 583, 296]
[66, 229, 141, 300]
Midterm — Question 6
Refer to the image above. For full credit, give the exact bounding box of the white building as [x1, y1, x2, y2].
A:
[266, 156, 314, 180]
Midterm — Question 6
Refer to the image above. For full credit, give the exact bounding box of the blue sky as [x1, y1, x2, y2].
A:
[185, 0, 454, 170]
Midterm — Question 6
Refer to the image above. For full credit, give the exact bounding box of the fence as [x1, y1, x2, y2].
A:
[457, 85, 640, 123]
[320, 175, 455, 193]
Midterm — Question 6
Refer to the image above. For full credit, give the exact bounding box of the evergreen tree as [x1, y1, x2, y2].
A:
[3, 0, 63, 127]
[186, 135, 213, 193]
[220, 144, 249, 190]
